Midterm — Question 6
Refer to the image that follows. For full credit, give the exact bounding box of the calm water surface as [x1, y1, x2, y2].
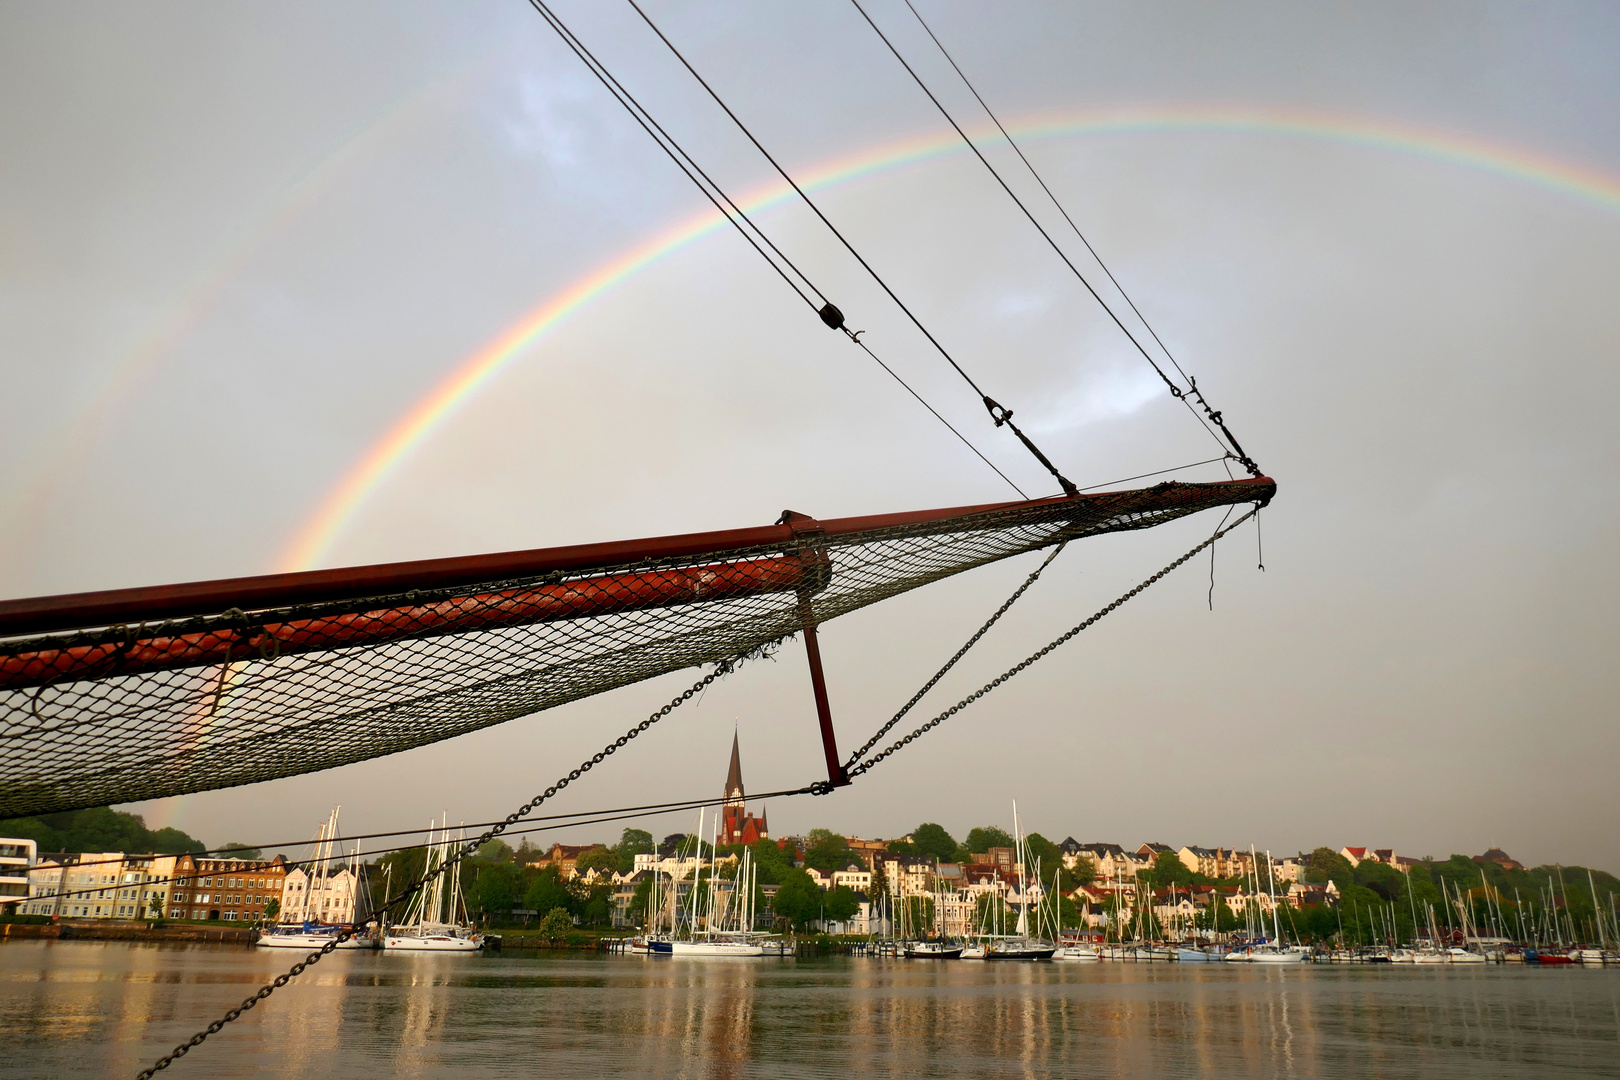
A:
[2, 941, 1618, 1078]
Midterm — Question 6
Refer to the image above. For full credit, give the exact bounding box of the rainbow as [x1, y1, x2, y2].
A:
[279, 104, 1620, 571]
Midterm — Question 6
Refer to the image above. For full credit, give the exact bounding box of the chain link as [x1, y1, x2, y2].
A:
[134, 658, 736, 1080]
[849, 507, 1259, 778]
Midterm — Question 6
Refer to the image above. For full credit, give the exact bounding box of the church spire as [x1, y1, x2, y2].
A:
[724, 729, 745, 803]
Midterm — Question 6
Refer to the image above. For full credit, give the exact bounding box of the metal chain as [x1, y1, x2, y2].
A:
[845, 541, 1067, 768]
[849, 507, 1259, 778]
[134, 658, 737, 1080]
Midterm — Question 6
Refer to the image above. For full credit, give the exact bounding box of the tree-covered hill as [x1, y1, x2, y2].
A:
[0, 807, 205, 855]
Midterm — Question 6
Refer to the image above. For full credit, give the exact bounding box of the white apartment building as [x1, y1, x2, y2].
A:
[280, 865, 362, 925]
[0, 838, 35, 914]
[24, 852, 175, 920]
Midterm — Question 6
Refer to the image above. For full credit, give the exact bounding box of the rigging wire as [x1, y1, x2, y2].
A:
[623, 0, 1081, 497]
[853, 0, 1261, 477]
[845, 540, 1067, 768]
[527, 0, 1023, 497]
[849, 504, 1262, 777]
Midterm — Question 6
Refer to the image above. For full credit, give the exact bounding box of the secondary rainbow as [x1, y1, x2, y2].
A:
[280, 104, 1620, 571]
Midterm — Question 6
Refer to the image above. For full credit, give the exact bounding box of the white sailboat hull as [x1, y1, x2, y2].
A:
[384, 932, 482, 952]
[1054, 945, 1100, 962]
[257, 929, 374, 950]
[668, 940, 765, 957]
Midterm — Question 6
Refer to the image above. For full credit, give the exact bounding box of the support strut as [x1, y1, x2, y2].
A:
[780, 510, 850, 789]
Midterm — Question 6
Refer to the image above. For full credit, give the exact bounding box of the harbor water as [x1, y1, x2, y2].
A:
[3, 941, 1618, 1078]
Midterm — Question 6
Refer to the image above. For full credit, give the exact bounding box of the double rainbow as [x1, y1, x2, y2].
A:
[278, 104, 1620, 572]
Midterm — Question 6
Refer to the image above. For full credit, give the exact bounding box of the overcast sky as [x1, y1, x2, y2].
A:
[3, 2, 1617, 870]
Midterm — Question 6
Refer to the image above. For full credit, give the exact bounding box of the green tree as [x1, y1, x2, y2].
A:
[613, 828, 655, 872]
[0, 807, 206, 855]
[803, 829, 852, 872]
[823, 885, 861, 926]
[1144, 852, 1203, 888]
[537, 907, 574, 944]
[467, 863, 523, 921]
[884, 839, 918, 856]
[1305, 847, 1355, 889]
[524, 867, 574, 918]
[747, 839, 794, 885]
[1068, 857, 1097, 888]
[476, 839, 514, 863]
[219, 842, 262, 860]
[574, 845, 620, 876]
[264, 898, 281, 922]
[1353, 860, 1406, 903]
[771, 869, 822, 929]
[1024, 833, 1063, 871]
[910, 823, 958, 862]
[963, 826, 1015, 856]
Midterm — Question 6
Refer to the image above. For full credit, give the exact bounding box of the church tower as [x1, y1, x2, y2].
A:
[720, 731, 767, 846]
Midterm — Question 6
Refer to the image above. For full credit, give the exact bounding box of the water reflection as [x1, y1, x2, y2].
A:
[3, 943, 1618, 1078]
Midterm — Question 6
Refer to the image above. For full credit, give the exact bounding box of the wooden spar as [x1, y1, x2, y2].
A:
[0, 476, 1275, 639]
[0, 556, 814, 690]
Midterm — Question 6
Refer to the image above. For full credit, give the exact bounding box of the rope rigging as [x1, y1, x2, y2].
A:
[621, 0, 1082, 497]
[851, 0, 1262, 477]
[526, 0, 1024, 498]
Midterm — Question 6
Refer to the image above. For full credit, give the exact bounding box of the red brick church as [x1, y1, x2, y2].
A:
[720, 732, 768, 846]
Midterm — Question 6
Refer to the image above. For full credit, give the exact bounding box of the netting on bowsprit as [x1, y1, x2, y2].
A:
[0, 480, 1268, 819]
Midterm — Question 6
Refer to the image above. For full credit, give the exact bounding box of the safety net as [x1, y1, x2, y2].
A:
[0, 477, 1272, 818]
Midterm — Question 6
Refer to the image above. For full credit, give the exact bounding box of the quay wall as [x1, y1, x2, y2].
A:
[1, 919, 257, 944]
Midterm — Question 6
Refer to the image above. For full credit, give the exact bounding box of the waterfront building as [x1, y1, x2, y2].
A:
[1177, 845, 1224, 877]
[170, 854, 286, 922]
[830, 864, 871, 891]
[876, 854, 936, 897]
[535, 843, 596, 878]
[1070, 843, 1149, 879]
[25, 851, 176, 919]
[0, 837, 35, 914]
[842, 836, 888, 868]
[278, 857, 365, 925]
[718, 733, 768, 846]
[972, 846, 1018, 873]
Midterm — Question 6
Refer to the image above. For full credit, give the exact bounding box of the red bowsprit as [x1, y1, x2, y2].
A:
[0, 477, 1272, 818]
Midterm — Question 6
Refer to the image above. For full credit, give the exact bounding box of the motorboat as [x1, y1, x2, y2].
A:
[1174, 946, 1213, 962]
[1055, 943, 1101, 962]
[904, 940, 964, 959]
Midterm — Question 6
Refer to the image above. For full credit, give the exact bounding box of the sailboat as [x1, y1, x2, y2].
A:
[383, 816, 483, 952]
[258, 806, 376, 950]
[1243, 848, 1308, 963]
[977, 803, 1056, 960]
[667, 805, 766, 957]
